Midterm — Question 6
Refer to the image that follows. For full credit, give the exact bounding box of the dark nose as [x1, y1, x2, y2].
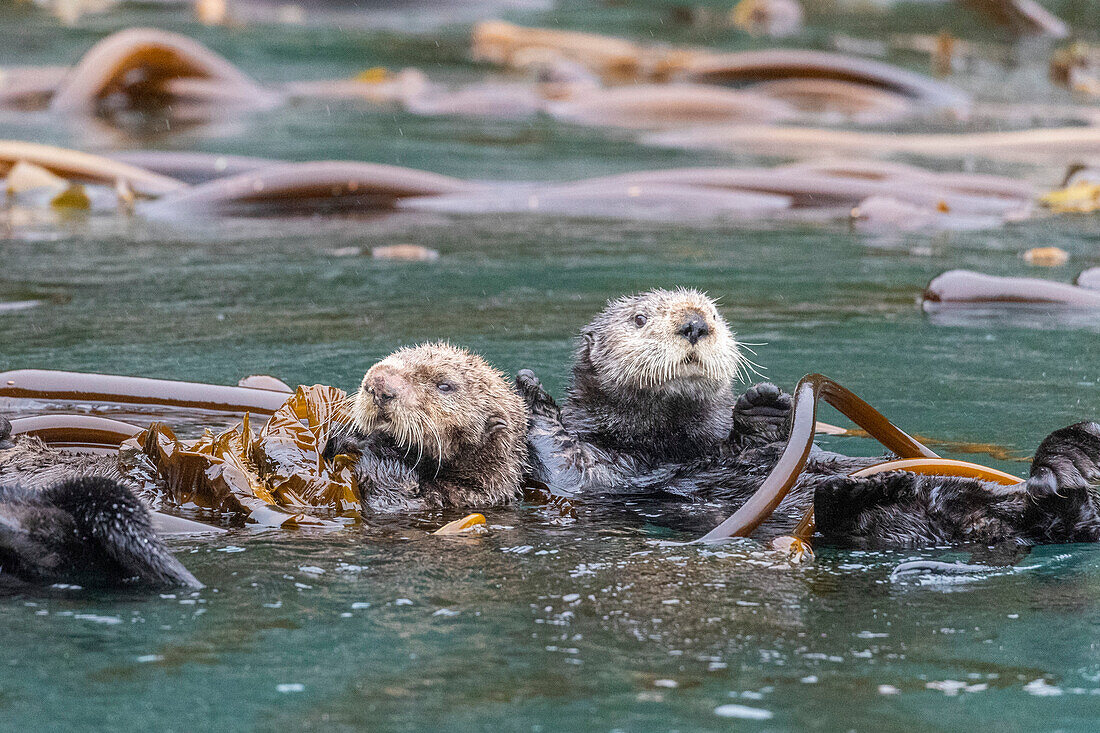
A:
[368, 374, 397, 405]
[677, 314, 710, 345]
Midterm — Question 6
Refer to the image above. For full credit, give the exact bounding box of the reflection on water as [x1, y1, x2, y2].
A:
[1, 2, 1100, 730]
[924, 303, 1100, 334]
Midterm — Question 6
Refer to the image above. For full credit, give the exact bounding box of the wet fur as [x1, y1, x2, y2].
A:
[524, 367, 1100, 547]
[0, 475, 201, 589]
[325, 342, 528, 513]
[518, 289, 793, 493]
[813, 421, 1100, 548]
[562, 288, 747, 461]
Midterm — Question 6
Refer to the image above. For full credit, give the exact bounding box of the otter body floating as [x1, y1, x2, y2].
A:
[0, 476, 204, 589]
[1, 415, 227, 537]
[923, 270, 1100, 308]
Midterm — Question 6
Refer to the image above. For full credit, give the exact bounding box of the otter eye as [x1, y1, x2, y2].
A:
[437, 381, 455, 394]
[633, 313, 648, 328]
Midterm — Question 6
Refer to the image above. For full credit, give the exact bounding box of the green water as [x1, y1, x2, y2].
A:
[2, 3, 1100, 730]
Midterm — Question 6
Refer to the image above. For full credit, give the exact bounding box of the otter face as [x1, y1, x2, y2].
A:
[351, 342, 521, 465]
[580, 288, 743, 395]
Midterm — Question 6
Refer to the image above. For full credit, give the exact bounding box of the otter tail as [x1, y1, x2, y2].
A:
[40, 476, 203, 589]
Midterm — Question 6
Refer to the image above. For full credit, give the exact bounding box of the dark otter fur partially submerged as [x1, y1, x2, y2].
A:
[814, 421, 1100, 548]
[324, 342, 528, 513]
[0, 417, 199, 589]
[0, 474, 202, 589]
[0, 419, 131, 492]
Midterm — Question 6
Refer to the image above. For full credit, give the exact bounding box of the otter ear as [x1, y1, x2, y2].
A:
[580, 329, 596, 356]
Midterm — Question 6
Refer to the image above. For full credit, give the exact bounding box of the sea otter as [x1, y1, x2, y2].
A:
[516, 290, 1100, 548]
[0, 418, 201, 589]
[324, 342, 529, 513]
[517, 288, 805, 495]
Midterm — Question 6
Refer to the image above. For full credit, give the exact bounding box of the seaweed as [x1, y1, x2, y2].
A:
[121, 384, 358, 527]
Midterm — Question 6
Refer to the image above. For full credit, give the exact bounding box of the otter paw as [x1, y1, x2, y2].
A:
[1029, 421, 1100, 495]
[735, 382, 792, 420]
[321, 432, 367, 462]
[516, 369, 558, 415]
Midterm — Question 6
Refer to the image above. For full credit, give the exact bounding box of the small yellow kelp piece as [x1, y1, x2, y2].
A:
[1023, 246, 1069, 266]
[50, 183, 91, 210]
[433, 513, 487, 535]
[1040, 181, 1100, 213]
[354, 67, 391, 84]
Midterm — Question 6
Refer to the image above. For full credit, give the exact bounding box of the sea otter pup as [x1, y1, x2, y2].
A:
[324, 342, 528, 513]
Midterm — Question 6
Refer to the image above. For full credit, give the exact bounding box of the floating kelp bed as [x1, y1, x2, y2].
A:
[4, 138, 1054, 230]
[0, 24, 975, 131]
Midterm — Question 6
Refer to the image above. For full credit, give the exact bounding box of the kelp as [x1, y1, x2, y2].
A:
[1041, 180, 1100, 213]
[0, 140, 186, 197]
[696, 374, 1022, 547]
[922, 269, 1100, 307]
[120, 384, 359, 527]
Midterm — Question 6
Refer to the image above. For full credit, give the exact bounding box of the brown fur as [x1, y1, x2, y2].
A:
[334, 342, 529, 511]
[519, 288, 794, 493]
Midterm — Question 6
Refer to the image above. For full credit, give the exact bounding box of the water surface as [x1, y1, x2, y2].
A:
[1, 4, 1099, 730]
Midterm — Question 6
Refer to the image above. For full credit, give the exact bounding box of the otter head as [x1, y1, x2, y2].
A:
[576, 288, 743, 400]
[351, 342, 526, 473]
